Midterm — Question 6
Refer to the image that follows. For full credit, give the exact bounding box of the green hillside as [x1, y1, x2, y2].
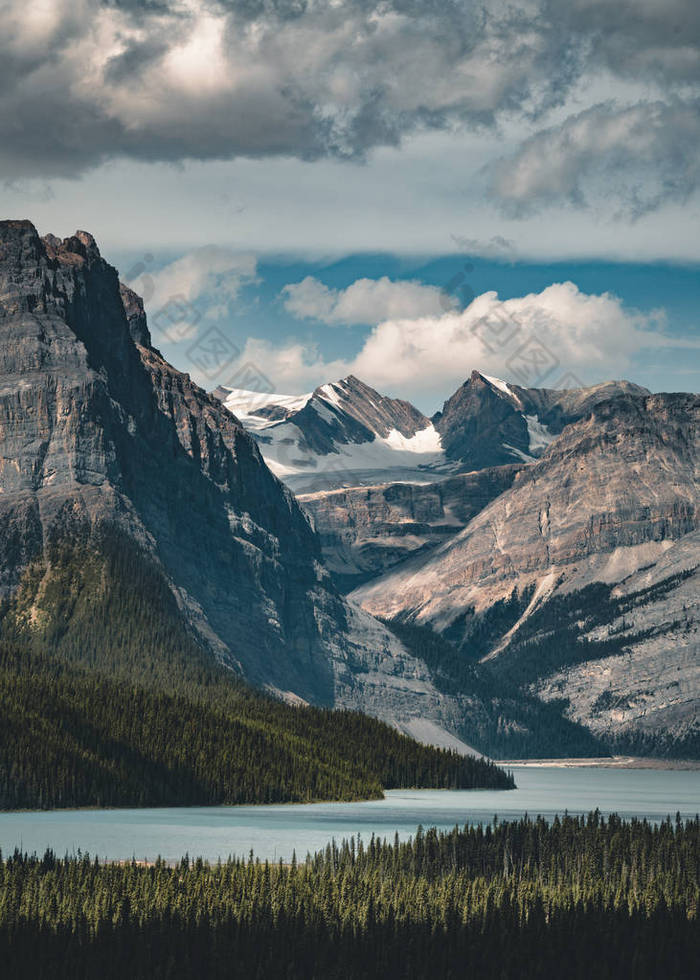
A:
[0, 524, 512, 809]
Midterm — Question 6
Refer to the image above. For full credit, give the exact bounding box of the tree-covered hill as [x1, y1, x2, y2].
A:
[0, 526, 512, 809]
[0, 643, 512, 810]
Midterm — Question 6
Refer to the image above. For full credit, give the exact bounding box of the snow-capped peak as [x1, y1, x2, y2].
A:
[215, 386, 313, 430]
[214, 375, 447, 491]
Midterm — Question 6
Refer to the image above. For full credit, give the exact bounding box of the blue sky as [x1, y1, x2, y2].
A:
[103, 244, 699, 413]
[2, 1, 698, 412]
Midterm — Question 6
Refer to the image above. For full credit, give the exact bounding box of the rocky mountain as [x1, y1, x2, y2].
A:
[0, 219, 473, 749]
[433, 369, 650, 469]
[217, 369, 651, 492]
[4, 220, 694, 759]
[354, 391, 699, 755]
[214, 377, 447, 491]
[299, 465, 522, 593]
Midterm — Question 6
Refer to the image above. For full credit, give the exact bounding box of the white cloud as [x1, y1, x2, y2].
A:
[137, 246, 258, 319]
[281, 275, 451, 325]
[220, 281, 698, 405]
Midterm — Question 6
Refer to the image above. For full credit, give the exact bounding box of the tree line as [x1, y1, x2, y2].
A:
[0, 812, 696, 977]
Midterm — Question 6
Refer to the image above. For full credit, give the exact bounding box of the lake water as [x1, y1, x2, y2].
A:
[1, 767, 698, 864]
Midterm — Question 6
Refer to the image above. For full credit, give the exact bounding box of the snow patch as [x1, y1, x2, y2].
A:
[384, 424, 443, 454]
[319, 383, 343, 407]
[256, 421, 446, 490]
[219, 387, 312, 429]
[482, 374, 522, 406]
[524, 414, 556, 452]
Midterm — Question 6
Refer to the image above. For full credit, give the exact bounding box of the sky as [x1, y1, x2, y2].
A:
[1, 0, 699, 411]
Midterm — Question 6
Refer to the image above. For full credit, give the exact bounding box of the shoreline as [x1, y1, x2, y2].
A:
[499, 756, 699, 770]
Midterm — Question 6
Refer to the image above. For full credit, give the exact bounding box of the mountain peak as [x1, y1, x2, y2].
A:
[216, 374, 440, 491]
[0, 220, 154, 398]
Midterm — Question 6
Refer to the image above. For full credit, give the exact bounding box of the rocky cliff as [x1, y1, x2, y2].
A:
[0, 220, 469, 746]
[299, 465, 522, 592]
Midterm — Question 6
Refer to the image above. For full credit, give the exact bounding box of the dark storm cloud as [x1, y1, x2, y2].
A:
[544, 0, 700, 85]
[1, 0, 698, 214]
[487, 98, 700, 217]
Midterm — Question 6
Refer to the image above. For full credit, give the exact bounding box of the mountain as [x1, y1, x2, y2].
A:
[433, 369, 650, 468]
[214, 376, 447, 491]
[217, 370, 650, 492]
[354, 390, 700, 756]
[5, 220, 692, 760]
[0, 219, 475, 749]
[215, 364, 697, 757]
[299, 465, 523, 593]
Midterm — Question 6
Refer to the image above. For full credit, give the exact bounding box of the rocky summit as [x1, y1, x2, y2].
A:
[432, 369, 651, 469]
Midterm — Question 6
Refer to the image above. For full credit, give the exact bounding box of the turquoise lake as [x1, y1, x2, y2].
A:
[1, 766, 698, 864]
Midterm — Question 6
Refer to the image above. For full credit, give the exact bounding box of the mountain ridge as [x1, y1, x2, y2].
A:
[218, 368, 655, 490]
[215, 375, 445, 491]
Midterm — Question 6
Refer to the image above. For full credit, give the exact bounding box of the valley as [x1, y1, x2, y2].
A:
[220, 370, 699, 760]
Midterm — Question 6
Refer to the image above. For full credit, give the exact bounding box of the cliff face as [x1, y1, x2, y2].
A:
[299, 465, 522, 592]
[0, 220, 469, 744]
[356, 393, 698, 619]
[354, 392, 700, 750]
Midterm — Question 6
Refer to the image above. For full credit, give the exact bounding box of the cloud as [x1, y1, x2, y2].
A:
[1, 0, 698, 222]
[281, 275, 451, 324]
[488, 100, 700, 216]
[544, 0, 700, 86]
[123, 247, 258, 338]
[219, 281, 698, 403]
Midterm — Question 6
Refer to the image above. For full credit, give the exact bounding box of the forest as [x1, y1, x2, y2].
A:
[0, 641, 512, 810]
[0, 523, 513, 809]
[0, 812, 696, 978]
